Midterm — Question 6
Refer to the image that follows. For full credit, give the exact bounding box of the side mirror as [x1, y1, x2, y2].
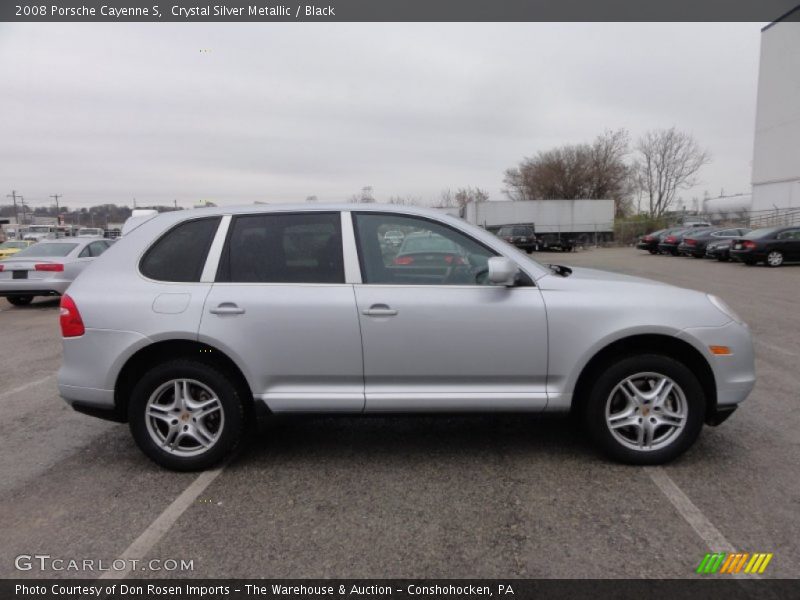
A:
[488, 256, 519, 286]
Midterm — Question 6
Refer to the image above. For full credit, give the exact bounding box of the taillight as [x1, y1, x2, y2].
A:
[59, 294, 85, 337]
[393, 256, 414, 265]
[685, 239, 696, 246]
[643, 236, 652, 242]
[35, 263, 64, 272]
[444, 255, 465, 265]
[742, 240, 757, 250]
[665, 236, 676, 243]
[0, 264, 4, 272]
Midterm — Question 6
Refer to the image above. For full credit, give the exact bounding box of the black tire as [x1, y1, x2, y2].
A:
[717, 256, 729, 262]
[128, 359, 245, 471]
[582, 354, 705, 465]
[743, 259, 757, 266]
[7, 295, 34, 306]
[648, 249, 658, 255]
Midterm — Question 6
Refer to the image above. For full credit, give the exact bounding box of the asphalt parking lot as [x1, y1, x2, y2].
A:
[1, 247, 798, 580]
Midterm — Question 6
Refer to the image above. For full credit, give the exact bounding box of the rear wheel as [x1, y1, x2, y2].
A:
[128, 360, 245, 471]
[7, 295, 33, 306]
[766, 251, 784, 268]
[583, 354, 705, 464]
[648, 249, 658, 255]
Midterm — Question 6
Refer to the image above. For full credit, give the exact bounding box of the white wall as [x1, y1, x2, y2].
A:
[751, 21, 800, 212]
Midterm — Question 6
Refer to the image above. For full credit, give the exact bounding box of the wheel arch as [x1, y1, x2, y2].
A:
[114, 339, 257, 424]
[570, 334, 718, 424]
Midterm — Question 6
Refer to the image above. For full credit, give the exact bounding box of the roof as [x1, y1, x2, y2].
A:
[762, 3, 800, 31]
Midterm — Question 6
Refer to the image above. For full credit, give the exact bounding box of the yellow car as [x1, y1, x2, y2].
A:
[0, 240, 34, 260]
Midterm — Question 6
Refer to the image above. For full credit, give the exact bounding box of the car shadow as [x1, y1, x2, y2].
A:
[234, 414, 597, 468]
[1, 297, 60, 310]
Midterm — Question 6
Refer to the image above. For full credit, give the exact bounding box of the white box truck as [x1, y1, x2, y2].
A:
[462, 199, 615, 250]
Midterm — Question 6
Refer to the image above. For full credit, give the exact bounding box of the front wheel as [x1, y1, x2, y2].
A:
[7, 295, 33, 306]
[128, 360, 245, 471]
[583, 355, 705, 464]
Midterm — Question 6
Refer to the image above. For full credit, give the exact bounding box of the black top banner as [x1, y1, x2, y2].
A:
[3, 0, 800, 22]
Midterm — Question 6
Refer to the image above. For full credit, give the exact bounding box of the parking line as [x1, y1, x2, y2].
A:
[99, 463, 227, 580]
[646, 466, 733, 551]
[0, 375, 56, 401]
[645, 466, 759, 578]
[755, 339, 797, 358]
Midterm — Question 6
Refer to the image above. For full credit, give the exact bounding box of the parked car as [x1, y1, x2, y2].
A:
[57, 205, 755, 471]
[383, 230, 405, 247]
[636, 229, 667, 254]
[0, 238, 114, 306]
[705, 239, 735, 262]
[678, 228, 751, 258]
[497, 225, 538, 253]
[22, 225, 57, 242]
[0, 240, 34, 260]
[730, 226, 800, 267]
[77, 227, 105, 238]
[657, 228, 693, 256]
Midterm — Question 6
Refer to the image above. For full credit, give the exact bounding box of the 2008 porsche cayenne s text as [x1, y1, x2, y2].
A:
[57, 205, 755, 470]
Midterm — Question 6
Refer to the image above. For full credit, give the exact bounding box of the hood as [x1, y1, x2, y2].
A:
[543, 265, 670, 287]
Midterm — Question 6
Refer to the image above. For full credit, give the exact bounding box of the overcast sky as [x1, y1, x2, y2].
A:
[0, 22, 763, 209]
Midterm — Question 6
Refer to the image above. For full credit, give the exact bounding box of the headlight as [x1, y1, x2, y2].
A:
[707, 294, 745, 325]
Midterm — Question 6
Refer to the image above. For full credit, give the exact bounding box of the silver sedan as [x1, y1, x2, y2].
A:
[0, 238, 114, 306]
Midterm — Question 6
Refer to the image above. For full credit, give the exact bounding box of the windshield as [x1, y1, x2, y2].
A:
[27, 226, 52, 233]
[0, 242, 28, 249]
[745, 227, 780, 239]
[400, 234, 459, 254]
[12, 243, 78, 258]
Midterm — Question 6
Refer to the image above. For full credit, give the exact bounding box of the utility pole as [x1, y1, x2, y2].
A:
[50, 193, 62, 223]
[6, 190, 19, 224]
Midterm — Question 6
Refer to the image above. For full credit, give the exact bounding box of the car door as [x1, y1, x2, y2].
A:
[199, 211, 364, 412]
[351, 211, 549, 412]
[781, 228, 800, 260]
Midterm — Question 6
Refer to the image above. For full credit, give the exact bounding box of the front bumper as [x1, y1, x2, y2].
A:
[676, 320, 756, 413]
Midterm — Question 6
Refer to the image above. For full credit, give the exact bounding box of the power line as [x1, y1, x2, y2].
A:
[6, 190, 20, 224]
[50, 194, 62, 222]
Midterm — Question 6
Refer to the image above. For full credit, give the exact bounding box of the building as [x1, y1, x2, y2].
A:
[751, 7, 800, 213]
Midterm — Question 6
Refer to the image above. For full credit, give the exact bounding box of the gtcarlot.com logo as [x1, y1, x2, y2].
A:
[696, 552, 773, 575]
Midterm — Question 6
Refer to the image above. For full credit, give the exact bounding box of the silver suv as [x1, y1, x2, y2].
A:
[58, 205, 755, 470]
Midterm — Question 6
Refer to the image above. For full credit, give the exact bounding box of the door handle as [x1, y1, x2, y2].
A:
[210, 303, 245, 315]
[362, 304, 398, 317]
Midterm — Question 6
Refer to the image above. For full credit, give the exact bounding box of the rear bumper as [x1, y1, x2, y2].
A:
[730, 250, 764, 262]
[0, 279, 69, 296]
[58, 328, 153, 415]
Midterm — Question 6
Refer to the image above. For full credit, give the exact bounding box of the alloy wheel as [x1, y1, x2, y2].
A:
[145, 379, 225, 457]
[605, 372, 687, 452]
[767, 251, 783, 267]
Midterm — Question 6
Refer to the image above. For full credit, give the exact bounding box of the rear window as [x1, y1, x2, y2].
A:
[400, 235, 458, 253]
[218, 212, 344, 284]
[13, 243, 77, 258]
[745, 227, 780, 239]
[140, 217, 221, 282]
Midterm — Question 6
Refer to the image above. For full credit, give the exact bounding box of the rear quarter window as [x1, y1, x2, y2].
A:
[140, 217, 221, 282]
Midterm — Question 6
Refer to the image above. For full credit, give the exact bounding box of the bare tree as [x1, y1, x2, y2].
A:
[436, 187, 489, 208]
[634, 128, 710, 217]
[503, 129, 633, 216]
[349, 186, 376, 204]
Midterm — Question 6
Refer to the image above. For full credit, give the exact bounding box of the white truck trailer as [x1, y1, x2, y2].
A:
[462, 199, 615, 250]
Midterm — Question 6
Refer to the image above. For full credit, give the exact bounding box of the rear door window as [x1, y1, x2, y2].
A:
[218, 212, 344, 284]
[140, 217, 221, 282]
